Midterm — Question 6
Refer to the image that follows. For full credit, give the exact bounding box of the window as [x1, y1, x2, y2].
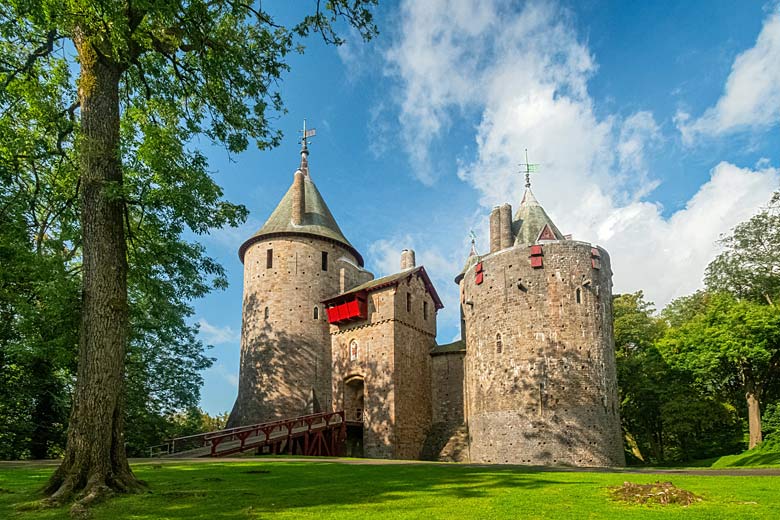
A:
[321, 251, 328, 271]
[266, 248, 273, 268]
[313, 306, 319, 320]
[576, 287, 582, 304]
[406, 293, 411, 313]
[423, 301, 429, 320]
[264, 306, 269, 319]
[350, 340, 359, 361]
[496, 333, 503, 354]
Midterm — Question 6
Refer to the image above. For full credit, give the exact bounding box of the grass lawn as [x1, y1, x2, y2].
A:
[1, 460, 779, 519]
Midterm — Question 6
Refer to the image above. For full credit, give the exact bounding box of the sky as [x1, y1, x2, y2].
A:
[194, 0, 780, 415]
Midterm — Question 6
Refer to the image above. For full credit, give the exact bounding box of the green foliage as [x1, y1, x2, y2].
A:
[660, 293, 780, 398]
[763, 402, 780, 440]
[614, 292, 744, 464]
[705, 191, 780, 305]
[1, 1, 379, 463]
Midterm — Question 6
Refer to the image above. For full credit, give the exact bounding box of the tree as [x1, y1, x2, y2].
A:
[705, 191, 780, 306]
[613, 292, 667, 461]
[660, 292, 780, 449]
[2, 0, 377, 508]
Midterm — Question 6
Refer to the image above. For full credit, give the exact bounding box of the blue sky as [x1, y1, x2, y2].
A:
[194, 1, 780, 415]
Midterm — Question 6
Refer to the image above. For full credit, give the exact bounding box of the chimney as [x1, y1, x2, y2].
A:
[489, 206, 501, 253]
[499, 203, 513, 249]
[291, 169, 305, 225]
[400, 249, 416, 270]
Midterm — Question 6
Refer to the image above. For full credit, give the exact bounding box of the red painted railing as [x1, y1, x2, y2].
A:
[151, 411, 347, 458]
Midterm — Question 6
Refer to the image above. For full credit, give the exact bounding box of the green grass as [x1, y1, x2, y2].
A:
[1, 460, 779, 519]
[711, 440, 780, 468]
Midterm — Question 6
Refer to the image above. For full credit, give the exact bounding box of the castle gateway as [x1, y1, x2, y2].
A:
[228, 136, 625, 466]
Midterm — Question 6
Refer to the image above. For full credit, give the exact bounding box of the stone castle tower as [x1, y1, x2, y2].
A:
[227, 130, 624, 466]
[228, 138, 372, 427]
[455, 181, 625, 466]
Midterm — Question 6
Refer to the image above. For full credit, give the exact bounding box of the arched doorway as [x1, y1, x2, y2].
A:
[344, 375, 365, 457]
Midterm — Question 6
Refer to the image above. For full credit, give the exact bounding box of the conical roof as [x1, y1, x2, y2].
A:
[512, 188, 565, 246]
[238, 166, 363, 266]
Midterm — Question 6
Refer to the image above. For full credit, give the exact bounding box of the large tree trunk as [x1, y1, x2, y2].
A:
[745, 379, 763, 449]
[44, 32, 142, 509]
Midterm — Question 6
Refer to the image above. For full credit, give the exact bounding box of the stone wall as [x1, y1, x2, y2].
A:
[331, 271, 436, 459]
[430, 351, 465, 425]
[392, 275, 436, 459]
[423, 350, 468, 461]
[461, 241, 624, 466]
[228, 235, 369, 427]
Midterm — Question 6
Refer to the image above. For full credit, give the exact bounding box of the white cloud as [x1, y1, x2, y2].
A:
[206, 363, 239, 389]
[198, 318, 240, 345]
[386, 0, 780, 313]
[677, 11, 780, 142]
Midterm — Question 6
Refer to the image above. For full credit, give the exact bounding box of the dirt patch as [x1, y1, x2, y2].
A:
[608, 481, 703, 506]
[243, 469, 270, 474]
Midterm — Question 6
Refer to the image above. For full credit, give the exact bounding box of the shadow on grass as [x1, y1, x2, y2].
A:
[2, 461, 596, 519]
[714, 451, 780, 468]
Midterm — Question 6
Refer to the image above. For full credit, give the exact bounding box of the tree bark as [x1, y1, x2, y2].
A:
[44, 31, 142, 509]
[745, 378, 763, 449]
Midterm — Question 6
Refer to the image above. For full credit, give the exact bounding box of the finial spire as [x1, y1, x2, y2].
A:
[519, 148, 539, 190]
[468, 230, 478, 256]
[299, 119, 316, 174]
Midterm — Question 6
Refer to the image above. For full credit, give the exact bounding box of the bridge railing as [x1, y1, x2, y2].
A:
[148, 410, 346, 458]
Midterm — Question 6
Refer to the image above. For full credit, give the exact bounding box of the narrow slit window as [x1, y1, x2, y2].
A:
[264, 306, 269, 319]
[266, 249, 273, 269]
[496, 333, 503, 354]
[423, 301, 429, 320]
[576, 287, 582, 304]
[313, 306, 319, 320]
[406, 293, 411, 313]
[321, 251, 328, 271]
[350, 340, 358, 361]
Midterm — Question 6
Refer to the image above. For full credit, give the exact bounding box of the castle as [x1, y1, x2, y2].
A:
[228, 135, 625, 466]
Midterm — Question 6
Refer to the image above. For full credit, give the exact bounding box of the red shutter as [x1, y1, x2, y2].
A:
[530, 256, 543, 268]
[530, 245, 543, 256]
[475, 262, 483, 273]
[475, 272, 484, 285]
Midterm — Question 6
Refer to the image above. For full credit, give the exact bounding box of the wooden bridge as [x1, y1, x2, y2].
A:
[149, 411, 346, 458]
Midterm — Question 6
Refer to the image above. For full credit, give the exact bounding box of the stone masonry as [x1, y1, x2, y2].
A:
[229, 137, 625, 466]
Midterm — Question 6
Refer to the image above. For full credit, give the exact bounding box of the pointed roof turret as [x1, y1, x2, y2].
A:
[238, 126, 363, 265]
[512, 187, 565, 246]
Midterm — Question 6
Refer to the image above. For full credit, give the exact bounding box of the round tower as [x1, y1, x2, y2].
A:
[228, 138, 369, 427]
[459, 187, 624, 466]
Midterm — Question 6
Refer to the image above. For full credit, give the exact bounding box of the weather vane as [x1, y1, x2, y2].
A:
[300, 119, 316, 150]
[468, 230, 478, 256]
[518, 148, 539, 189]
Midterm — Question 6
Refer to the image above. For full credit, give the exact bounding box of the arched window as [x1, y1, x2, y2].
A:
[264, 306, 269, 319]
[576, 287, 582, 304]
[496, 333, 503, 354]
[313, 306, 319, 320]
[350, 340, 359, 361]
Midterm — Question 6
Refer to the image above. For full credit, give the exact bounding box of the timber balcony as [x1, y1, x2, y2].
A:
[148, 411, 346, 458]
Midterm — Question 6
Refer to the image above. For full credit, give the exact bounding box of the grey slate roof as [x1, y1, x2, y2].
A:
[512, 188, 565, 246]
[239, 174, 363, 265]
[322, 266, 444, 310]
